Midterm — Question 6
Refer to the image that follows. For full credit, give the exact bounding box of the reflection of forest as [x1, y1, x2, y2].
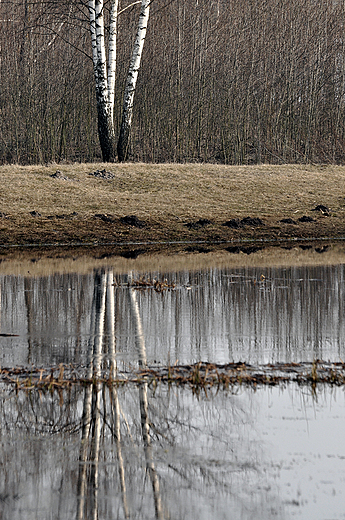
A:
[0, 264, 345, 366]
[0, 379, 283, 519]
[0, 269, 285, 519]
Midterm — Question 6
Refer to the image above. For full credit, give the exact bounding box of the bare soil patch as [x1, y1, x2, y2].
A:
[0, 162, 345, 254]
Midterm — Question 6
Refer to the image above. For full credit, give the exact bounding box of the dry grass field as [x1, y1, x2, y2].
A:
[0, 162, 345, 253]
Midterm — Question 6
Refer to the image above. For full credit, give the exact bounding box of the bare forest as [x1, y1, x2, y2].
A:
[1, 0, 345, 165]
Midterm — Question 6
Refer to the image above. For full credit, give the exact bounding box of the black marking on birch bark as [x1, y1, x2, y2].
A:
[96, 102, 115, 162]
[117, 121, 131, 162]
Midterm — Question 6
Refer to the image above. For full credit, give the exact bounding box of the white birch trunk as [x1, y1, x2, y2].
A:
[108, 0, 119, 123]
[88, 0, 116, 161]
[117, 0, 150, 161]
[94, 0, 107, 96]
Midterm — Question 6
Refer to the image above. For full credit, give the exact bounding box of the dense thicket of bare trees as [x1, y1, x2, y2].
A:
[1, 0, 345, 164]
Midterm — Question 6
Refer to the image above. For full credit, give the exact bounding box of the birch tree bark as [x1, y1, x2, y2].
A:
[117, 0, 150, 162]
[88, 0, 118, 162]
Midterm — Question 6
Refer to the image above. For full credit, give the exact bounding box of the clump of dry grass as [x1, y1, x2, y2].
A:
[4, 360, 345, 392]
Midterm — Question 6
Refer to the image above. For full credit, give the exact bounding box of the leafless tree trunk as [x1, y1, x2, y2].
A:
[88, 0, 117, 161]
[117, 0, 150, 161]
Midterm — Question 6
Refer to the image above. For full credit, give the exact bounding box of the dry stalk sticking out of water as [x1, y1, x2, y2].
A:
[114, 277, 176, 292]
[1, 360, 345, 392]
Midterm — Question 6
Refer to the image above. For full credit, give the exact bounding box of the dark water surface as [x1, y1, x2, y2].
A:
[0, 259, 345, 519]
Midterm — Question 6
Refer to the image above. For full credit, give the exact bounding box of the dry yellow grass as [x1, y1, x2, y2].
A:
[0, 162, 344, 217]
[0, 162, 344, 248]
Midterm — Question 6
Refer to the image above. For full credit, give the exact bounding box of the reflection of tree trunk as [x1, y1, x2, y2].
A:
[129, 279, 165, 519]
[88, 271, 106, 519]
[107, 271, 130, 519]
[139, 381, 164, 520]
[107, 271, 116, 377]
[74, 281, 85, 361]
[24, 277, 34, 364]
[90, 382, 101, 520]
[78, 270, 165, 519]
[78, 270, 131, 520]
[77, 270, 106, 520]
[93, 271, 106, 378]
[77, 381, 93, 520]
[129, 281, 146, 367]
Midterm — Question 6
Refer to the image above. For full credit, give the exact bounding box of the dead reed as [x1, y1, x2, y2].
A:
[2, 360, 345, 393]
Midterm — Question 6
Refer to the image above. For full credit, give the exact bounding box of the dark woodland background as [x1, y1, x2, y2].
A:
[1, 0, 345, 165]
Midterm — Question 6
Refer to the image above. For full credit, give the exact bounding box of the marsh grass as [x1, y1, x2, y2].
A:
[5, 360, 345, 392]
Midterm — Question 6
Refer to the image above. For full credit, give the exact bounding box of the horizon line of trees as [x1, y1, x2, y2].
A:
[1, 0, 345, 165]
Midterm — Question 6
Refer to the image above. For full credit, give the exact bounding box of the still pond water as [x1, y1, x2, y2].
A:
[0, 254, 345, 519]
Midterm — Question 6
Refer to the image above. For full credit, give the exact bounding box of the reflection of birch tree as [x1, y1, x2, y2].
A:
[107, 271, 130, 519]
[77, 269, 106, 520]
[77, 269, 130, 520]
[77, 270, 167, 519]
[129, 278, 165, 519]
[0, 361, 285, 518]
[77, 268, 166, 519]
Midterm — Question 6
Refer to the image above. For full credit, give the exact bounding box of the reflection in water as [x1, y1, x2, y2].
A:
[0, 381, 344, 519]
[0, 264, 345, 365]
[77, 270, 106, 520]
[76, 270, 164, 519]
[0, 263, 345, 518]
[129, 275, 164, 520]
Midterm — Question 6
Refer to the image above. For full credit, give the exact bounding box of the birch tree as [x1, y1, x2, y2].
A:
[117, 0, 150, 162]
[88, 0, 118, 162]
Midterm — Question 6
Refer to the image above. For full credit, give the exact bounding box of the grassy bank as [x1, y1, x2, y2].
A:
[0, 162, 345, 250]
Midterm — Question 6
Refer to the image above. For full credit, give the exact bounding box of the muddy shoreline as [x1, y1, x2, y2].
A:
[0, 207, 344, 247]
[0, 214, 344, 258]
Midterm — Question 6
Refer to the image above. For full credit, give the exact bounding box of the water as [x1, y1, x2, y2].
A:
[0, 383, 344, 519]
[0, 256, 345, 519]
[1, 264, 345, 367]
